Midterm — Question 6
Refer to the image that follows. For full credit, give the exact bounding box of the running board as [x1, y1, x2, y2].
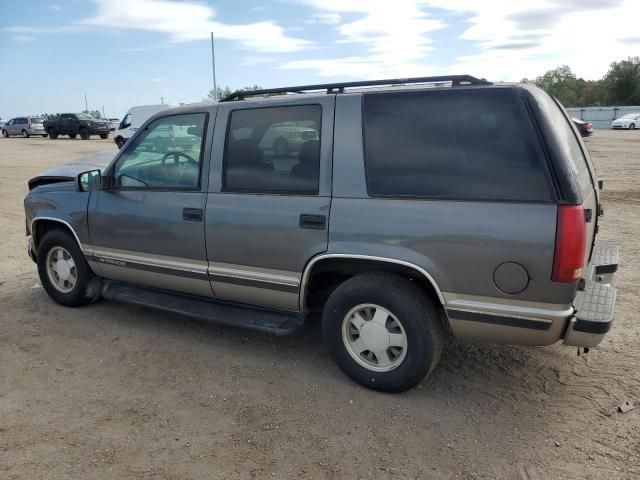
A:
[101, 281, 305, 335]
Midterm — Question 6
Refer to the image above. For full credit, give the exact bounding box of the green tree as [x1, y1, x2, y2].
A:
[603, 56, 640, 105]
[82, 109, 102, 119]
[534, 65, 581, 106]
[207, 85, 264, 101]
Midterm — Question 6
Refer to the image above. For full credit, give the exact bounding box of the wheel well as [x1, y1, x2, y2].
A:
[303, 257, 449, 330]
[32, 219, 80, 253]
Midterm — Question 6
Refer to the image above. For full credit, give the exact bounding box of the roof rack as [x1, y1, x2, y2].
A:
[219, 75, 491, 102]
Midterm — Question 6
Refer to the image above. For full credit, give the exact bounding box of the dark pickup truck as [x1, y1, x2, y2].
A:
[45, 113, 111, 140]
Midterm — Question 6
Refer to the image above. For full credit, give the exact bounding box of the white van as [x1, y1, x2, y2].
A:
[114, 104, 174, 149]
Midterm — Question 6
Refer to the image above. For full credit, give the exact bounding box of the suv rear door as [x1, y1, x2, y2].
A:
[205, 96, 335, 311]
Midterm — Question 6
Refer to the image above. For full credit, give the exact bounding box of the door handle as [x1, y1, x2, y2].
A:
[183, 208, 203, 222]
[299, 214, 326, 230]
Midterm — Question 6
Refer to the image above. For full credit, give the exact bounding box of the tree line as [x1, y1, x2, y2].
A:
[529, 56, 640, 107]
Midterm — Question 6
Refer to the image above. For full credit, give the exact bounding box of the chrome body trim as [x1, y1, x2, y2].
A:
[30, 217, 84, 253]
[207, 263, 300, 288]
[299, 253, 446, 310]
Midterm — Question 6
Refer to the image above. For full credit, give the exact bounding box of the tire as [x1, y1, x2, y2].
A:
[99, 132, 109, 139]
[2, 130, 8, 138]
[22, 129, 29, 138]
[630, 123, 636, 130]
[79, 128, 89, 140]
[68, 133, 77, 139]
[48, 128, 58, 139]
[42, 134, 48, 138]
[37, 229, 101, 307]
[322, 272, 446, 393]
[273, 138, 290, 158]
[115, 136, 126, 149]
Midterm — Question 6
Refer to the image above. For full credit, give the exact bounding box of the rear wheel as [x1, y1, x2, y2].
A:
[42, 134, 48, 138]
[22, 129, 29, 138]
[79, 128, 89, 140]
[37, 230, 101, 307]
[48, 128, 58, 139]
[322, 272, 445, 393]
[2, 130, 8, 138]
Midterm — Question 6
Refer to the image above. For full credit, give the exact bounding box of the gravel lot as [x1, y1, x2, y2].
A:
[1, 132, 638, 479]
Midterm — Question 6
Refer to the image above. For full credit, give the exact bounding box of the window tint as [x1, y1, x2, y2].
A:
[30, 118, 44, 124]
[120, 114, 132, 129]
[531, 90, 593, 196]
[224, 105, 321, 194]
[113, 113, 206, 189]
[363, 89, 553, 201]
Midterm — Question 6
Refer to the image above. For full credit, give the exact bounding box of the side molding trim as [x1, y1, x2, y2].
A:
[31, 217, 84, 252]
[299, 253, 445, 310]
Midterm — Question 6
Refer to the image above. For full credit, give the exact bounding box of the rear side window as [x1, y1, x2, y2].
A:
[223, 105, 321, 194]
[363, 89, 553, 201]
[531, 90, 593, 196]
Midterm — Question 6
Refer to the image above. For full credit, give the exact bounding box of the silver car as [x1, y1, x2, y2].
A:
[2, 117, 48, 138]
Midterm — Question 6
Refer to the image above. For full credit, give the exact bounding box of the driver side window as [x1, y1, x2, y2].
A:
[113, 113, 207, 190]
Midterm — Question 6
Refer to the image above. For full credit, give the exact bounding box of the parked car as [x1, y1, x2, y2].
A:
[24, 76, 618, 393]
[2, 117, 48, 138]
[109, 118, 120, 131]
[611, 113, 640, 129]
[114, 105, 172, 149]
[572, 118, 593, 137]
[44, 113, 111, 140]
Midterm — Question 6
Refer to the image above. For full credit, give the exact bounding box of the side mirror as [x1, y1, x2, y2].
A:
[77, 169, 102, 192]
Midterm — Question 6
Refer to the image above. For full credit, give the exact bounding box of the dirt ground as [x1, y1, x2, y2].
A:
[0, 132, 638, 480]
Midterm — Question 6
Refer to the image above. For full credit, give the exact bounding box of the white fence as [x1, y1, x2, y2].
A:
[566, 106, 640, 129]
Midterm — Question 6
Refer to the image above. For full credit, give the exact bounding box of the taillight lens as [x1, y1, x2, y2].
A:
[552, 205, 586, 282]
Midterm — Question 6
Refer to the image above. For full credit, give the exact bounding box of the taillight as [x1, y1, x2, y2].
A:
[586, 123, 592, 129]
[28, 122, 32, 128]
[552, 205, 586, 282]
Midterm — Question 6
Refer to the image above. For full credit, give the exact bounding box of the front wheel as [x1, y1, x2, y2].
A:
[79, 128, 89, 140]
[69, 133, 77, 139]
[2, 130, 8, 138]
[22, 129, 29, 138]
[273, 138, 290, 158]
[630, 123, 636, 130]
[99, 132, 109, 139]
[37, 230, 101, 307]
[115, 137, 126, 149]
[322, 272, 446, 393]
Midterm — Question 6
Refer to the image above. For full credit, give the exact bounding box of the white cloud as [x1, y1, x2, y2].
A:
[79, 0, 312, 53]
[286, 0, 640, 81]
[309, 13, 342, 25]
[14, 35, 35, 42]
[151, 77, 166, 82]
[287, 0, 445, 77]
[48, 4, 61, 11]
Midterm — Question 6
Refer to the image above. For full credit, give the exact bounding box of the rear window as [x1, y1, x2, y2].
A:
[30, 118, 43, 124]
[362, 88, 553, 201]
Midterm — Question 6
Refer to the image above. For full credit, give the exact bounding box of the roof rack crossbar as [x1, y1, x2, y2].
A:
[220, 75, 491, 102]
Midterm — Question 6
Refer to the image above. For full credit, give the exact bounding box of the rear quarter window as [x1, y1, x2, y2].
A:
[362, 88, 554, 201]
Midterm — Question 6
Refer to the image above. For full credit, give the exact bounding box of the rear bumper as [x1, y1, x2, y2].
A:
[563, 244, 618, 347]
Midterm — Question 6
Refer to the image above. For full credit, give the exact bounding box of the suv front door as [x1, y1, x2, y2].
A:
[87, 111, 214, 297]
[205, 97, 335, 311]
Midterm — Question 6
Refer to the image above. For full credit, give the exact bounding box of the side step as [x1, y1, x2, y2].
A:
[102, 281, 305, 336]
[592, 244, 619, 278]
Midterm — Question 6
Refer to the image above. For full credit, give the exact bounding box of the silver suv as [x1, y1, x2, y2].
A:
[23, 76, 618, 392]
[3, 117, 47, 137]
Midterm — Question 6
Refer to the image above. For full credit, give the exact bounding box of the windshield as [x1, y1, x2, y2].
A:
[621, 113, 639, 119]
[77, 113, 95, 120]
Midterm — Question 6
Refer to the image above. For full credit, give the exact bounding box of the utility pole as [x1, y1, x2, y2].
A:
[160, 96, 164, 104]
[84, 93, 88, 112]
[102, 105, 105, 118]
[210, 32, 218, 101]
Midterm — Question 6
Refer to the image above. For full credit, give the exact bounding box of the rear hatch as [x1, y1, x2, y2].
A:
[525, 87, 599, 273]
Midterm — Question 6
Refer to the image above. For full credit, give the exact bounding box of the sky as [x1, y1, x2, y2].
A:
[1, 0, 639, 120]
